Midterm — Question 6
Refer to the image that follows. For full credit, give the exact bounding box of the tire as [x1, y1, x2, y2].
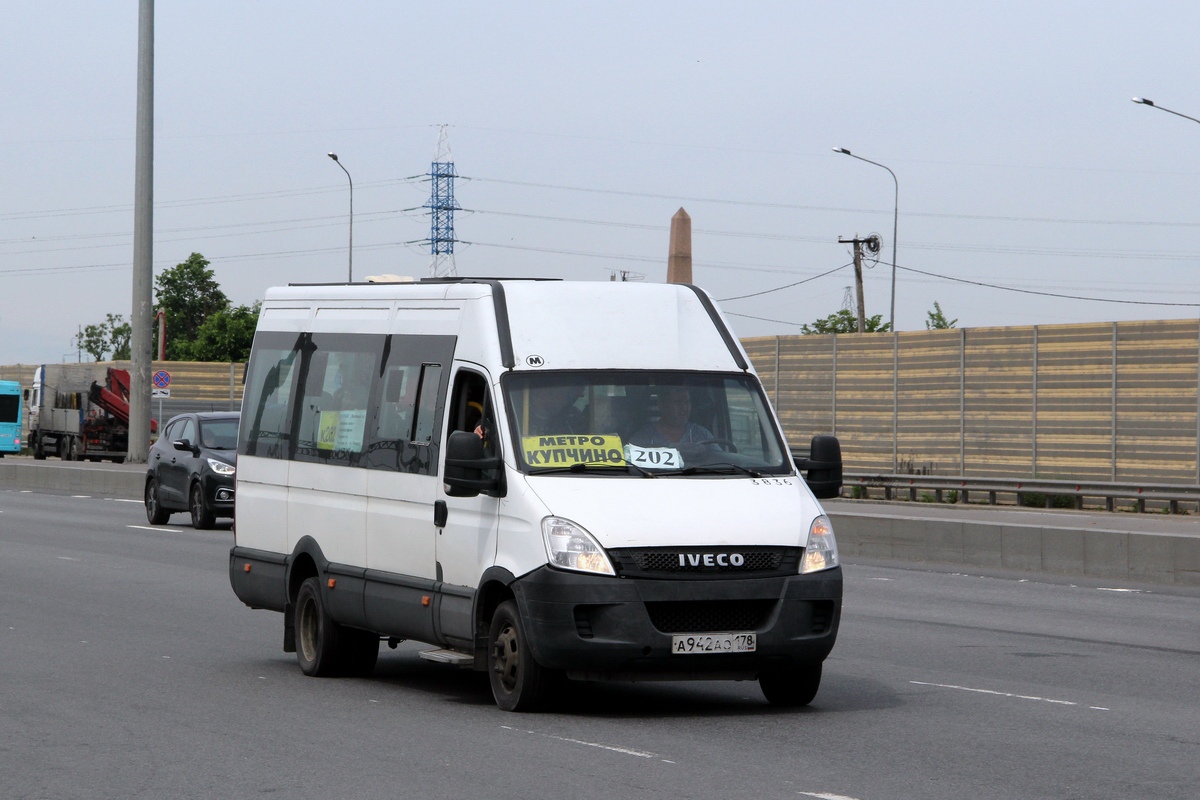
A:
[759, 662, 822, 707]
[189, 482, 216, 530]
[295, 577, 342, 677]
[145, 478, 171, 525]
[59, 436, 74, 461]
[33, 434, 46, 460]
[487, 599, 552, 712]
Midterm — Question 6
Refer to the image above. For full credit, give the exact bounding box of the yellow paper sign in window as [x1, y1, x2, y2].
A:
[522, 434, 626, 468]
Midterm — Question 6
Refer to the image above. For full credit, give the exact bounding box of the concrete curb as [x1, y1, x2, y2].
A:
[0, 460, 144, 500]
[829, 510, 1200, 588]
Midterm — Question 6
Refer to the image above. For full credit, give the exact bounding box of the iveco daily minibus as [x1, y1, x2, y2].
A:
[229, 278, 843, 711]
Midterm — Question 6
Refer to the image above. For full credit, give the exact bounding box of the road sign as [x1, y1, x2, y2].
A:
[153, 370, 172, 388]
[152, 388, 170, 399]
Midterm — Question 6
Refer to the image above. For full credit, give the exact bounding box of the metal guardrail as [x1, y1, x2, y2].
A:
[842, 472, 1200, 514]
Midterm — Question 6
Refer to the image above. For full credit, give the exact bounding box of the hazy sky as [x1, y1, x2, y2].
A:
[4, 2, 1200, 364]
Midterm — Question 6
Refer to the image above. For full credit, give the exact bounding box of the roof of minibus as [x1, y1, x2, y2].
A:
[261, 279, 750, 372]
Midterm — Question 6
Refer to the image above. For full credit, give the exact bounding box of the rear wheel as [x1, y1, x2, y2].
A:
[488, 599, 552, 711]
[33, 434, 45, 460]
[145, 478, 171, 525]
[59, 435, 75, 461]
[189, 482, 215, 530]
[759, 662, 822, 707]
[295, 577, 341, 676]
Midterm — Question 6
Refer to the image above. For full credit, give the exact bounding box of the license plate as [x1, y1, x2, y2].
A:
[671, 632, 756, 654]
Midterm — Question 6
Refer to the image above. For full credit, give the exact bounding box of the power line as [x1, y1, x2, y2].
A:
[461, 175, 1200, 229]
[716, 264, 853, 301]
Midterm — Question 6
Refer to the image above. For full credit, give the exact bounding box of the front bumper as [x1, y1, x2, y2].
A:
[512, 565, 842, 678]
[202, 472, 236, 517]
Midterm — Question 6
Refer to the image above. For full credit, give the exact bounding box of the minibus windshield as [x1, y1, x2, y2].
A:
[501, 371, 791, 476]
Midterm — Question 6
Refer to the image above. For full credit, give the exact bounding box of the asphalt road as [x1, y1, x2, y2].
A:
[3, 487, 1198, 800]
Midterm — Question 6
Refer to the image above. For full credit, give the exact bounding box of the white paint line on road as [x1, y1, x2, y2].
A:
[127, 524, 184, 533]
[912, 680, 1090, 707]
[1096, 587, 1147, 593]
[110, 498, 142, 504]
[56, 556, 79, 561]
[798, 793, 862, 800]
[500, 725, 659, 759]
[71, 495, 91, 498]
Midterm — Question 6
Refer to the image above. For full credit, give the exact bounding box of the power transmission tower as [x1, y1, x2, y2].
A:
[425, 125, 459, 277]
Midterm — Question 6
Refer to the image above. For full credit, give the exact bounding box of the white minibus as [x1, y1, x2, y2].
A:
[230, 278, 843, 711]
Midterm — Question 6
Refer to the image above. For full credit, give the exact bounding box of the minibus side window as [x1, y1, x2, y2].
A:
[293, 333, 382, 467]
[239, 333, 302, 459]
[412, 364, 443, 445]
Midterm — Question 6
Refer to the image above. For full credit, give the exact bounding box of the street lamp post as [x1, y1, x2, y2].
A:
[833, 147, 899, 331]
[327, 152, 353, 282]
[1132, 97, 1200, 126]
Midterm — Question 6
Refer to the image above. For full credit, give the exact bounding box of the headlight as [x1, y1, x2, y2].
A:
[801, 514, 839, 573]
[541, 516, 615, 576]
[207, 458, 236, 476]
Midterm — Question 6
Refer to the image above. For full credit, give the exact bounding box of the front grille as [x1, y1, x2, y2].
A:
[645, 599, 776, 633]
[610, 547, 801, 580]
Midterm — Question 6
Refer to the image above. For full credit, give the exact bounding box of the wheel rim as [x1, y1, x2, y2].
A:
[492, 621, 520, 693]
[190, 486, 202, 525]
[147, 484, 158, 516]
[298, 595, 317, 662]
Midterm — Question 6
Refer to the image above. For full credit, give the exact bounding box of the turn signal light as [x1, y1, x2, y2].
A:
[421, 595, 431, 606]
[327, 579, 336, 589]
[243, 564, 251, 572]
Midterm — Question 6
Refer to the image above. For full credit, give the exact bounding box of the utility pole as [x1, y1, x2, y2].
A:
[128, 0, 154, 464]
[839, 236, 867, 333]
[838, 234, 882, 333]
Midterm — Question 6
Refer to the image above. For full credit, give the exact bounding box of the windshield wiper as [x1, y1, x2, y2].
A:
[529, 461, 656, 478]
[656, 463, 763, 478]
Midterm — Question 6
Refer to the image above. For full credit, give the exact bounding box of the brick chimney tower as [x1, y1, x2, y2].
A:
[666, 207, 692, 284]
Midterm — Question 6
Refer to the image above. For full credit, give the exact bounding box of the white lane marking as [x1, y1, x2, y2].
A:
[111, 499, 142, 504]
[798, 793, 862, 800]
[501, 725, 658, 759]
[1090, 706, 1111, 711]
[56, 556, 80, 561]
[127, 524, 184, 533]
[71, 495, 91, 498]
[912, 681, 1080, 706]
[1096, 588, 1147, 593]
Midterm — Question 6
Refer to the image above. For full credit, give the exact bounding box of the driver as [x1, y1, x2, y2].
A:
[631, 387, 714, 447]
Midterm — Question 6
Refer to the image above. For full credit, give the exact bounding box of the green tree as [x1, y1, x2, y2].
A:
[154, 253, 229, 360]
[925, 301, 958, 330]
[74, 313, 131, 361]
[186, 302, 260, 362]
[801, 309, 891, 334]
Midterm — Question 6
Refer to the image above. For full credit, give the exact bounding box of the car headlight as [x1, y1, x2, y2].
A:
[542, 516, 615, 576]
[207, 458, 236, 476]
[801, 514, 839, 573]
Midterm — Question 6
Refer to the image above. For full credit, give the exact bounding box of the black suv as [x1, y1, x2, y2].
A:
[145, 412, 238, 529]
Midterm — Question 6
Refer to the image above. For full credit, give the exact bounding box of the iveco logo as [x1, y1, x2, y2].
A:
[679, 553, 745, 567]
[525, 355, 545, 367]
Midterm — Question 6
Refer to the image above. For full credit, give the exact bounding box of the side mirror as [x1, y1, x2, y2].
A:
[173, 439, 200, 456]
[795, 434, 842, 499]
[444, 430, 505, 498]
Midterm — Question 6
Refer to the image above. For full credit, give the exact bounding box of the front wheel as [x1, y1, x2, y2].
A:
[759, 662, 822, 707]
[488, 599, 554, 712]
[189, 482, 215, 530]
[145, 478, 171, 525]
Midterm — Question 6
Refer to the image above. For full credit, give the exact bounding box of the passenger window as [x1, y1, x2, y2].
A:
[293, 334, 382, 467]
[240, 337, 301, 459]
[412, 364, 443, 445]
[178, 418, 197, 445]
[448, 369, 498, 459]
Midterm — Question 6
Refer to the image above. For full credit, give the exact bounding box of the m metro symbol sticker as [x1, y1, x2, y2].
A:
[525, 355, 544, 367]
